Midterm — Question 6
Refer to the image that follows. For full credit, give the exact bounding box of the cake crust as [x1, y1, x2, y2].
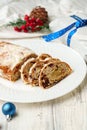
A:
[0, 41, 37, 81]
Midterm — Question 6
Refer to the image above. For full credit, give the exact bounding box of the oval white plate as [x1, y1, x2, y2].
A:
[0, 39, 86, 103]
[0, 27, 50, 39]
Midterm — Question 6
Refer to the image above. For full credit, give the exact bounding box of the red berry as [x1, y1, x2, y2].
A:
[24, 29, 28, 33]
[14, 27, 22, 32]
[31, 28, 35, 32]
[24, 15, 29, 21]
[27, 18, 33, 24]
[26, 23, 30, 27]
[30, 17, 36, 22]
[20, 25, 26, 30]
[30, 23, 36, 28]
[38, 20, 43, 26]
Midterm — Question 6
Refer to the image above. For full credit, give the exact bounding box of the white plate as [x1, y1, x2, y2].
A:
[0, 27, 50, 39]
[0, 39, 86, 103]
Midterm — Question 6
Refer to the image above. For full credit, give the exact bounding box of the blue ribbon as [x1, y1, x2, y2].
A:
[42, 15, 87, 46]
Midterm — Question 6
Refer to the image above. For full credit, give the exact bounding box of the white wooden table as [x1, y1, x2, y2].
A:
[0, 0, 87, 129]
[0, 38, 87, 130]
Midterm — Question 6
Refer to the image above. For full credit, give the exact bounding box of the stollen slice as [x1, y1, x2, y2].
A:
[39, 61, 72, 89]
[36, 53, 52, 61]
[20, 58, 36, 84]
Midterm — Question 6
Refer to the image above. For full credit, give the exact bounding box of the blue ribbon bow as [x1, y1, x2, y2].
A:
[42, 15, 87, 46]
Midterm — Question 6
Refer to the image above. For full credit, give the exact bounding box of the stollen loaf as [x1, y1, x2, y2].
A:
[0, 41, 37, 81]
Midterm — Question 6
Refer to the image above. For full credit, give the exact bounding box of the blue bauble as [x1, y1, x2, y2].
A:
[2, 102, 16, 116]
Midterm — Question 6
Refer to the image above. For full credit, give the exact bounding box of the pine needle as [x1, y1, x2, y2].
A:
[7, 19, 26, 27]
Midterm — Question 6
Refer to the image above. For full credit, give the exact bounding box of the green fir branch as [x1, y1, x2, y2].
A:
[7, 19, 26, 27]
[39, 24, 50, 30]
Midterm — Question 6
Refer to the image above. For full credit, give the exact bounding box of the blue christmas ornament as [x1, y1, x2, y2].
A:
[2, 102, 16, 121]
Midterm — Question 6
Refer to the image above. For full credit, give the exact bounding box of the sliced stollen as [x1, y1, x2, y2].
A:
[36, 53, 52, 61]
[29, 58, 60, 86]
[0, 42, 37, 81]
[20, 58, 36, 84]
[29, 61, 44, 86]
[21, 54, 53, 85]
[39, 61, 72, 89]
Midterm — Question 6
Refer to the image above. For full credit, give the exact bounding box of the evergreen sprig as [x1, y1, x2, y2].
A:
[7, 19, 26, 27]
[40, 24, 49, 29]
